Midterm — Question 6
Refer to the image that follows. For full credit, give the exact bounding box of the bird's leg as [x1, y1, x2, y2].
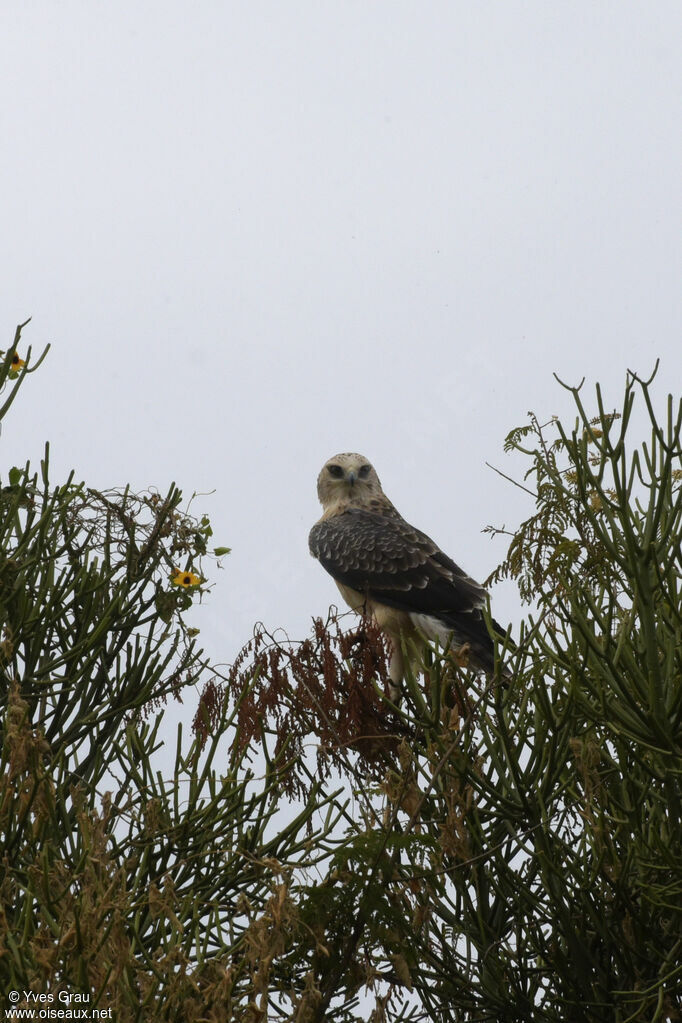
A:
[387, 642, 404, 703]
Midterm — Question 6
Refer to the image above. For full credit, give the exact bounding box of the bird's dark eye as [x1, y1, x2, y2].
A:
[358, 464, 371, 478]
[327, 464, 344, 478]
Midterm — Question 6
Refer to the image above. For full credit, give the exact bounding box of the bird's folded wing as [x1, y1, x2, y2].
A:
[309, 507, 486, 620]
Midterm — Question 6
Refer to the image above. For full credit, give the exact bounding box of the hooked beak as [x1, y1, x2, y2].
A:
[347, 470, 357, 486]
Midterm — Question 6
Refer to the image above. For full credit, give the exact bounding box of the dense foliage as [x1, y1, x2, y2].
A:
[0, 324, 338, 1020]
[1, 324, 680, 1021]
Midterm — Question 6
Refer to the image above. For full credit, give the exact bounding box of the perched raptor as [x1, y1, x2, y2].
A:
[309, 452, 508, 691]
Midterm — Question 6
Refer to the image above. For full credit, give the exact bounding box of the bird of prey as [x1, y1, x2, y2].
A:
[309, 452, 508, 692]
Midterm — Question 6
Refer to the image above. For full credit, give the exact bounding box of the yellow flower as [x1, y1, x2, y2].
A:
[9, 352, 26, 376]
[171, 568, 201, 588]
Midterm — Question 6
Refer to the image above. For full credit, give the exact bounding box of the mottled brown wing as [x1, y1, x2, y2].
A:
[309, 507, 487, 621]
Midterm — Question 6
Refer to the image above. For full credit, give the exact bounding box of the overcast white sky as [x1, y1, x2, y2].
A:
[2, 3, 682, 705]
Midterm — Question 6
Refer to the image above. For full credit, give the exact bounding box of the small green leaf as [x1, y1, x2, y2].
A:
[213, 547, 231, 557]
[155, 590, 176, 625]
[8, 466, 22, 487]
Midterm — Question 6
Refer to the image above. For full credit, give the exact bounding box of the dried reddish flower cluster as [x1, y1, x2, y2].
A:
[193, 610, 412, 791]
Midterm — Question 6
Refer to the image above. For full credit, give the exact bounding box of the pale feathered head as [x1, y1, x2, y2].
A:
[316, 453, 384, 509]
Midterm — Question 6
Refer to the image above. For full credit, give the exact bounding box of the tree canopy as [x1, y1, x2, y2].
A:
[1, 324, 680, 1022]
